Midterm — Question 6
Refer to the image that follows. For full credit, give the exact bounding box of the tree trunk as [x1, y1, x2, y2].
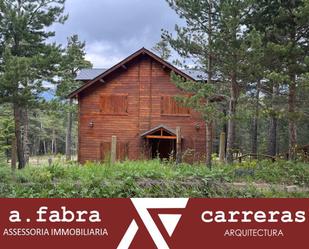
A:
[267, 85, 279, 156]
[33, 137, 39, 157]
[223, 109, 228, 155]
[52, 129, 56, 154]
[205, 0, 213, 169]
[288, 78, 297, 160]
[54, 132, 57, 154]
[267, 116, 277, 156]
[251, 117, 258, 155]
[219, 132, 226, 163]
[66, 99, 73, 161]
[43, 140, 47, 155]
[205, 122, 213, 168]
[6, 138, 9, 163]
[13, 103, 26, 169]
[11, 136, 17, 171]
[226, 72, 238, 164]
[39, 121, 43, 156]
[251, 80, 260, 157]
[23, 108, 30, 164]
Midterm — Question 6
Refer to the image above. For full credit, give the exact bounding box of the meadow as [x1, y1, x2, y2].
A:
[0, 159, 309, 198]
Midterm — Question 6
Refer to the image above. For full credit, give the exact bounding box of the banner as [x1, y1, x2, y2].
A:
[0, 198, 308, 248]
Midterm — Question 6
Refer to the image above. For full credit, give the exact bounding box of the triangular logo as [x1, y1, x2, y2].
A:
[158, 214, 182, 237]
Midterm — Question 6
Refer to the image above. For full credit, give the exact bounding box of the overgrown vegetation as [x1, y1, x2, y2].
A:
[0, 160, 308, 198]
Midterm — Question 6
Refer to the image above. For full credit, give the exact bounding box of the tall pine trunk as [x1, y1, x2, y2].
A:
[205, 0, 213, 168]
[267, 116, 277, 156]
[226, 72, 238, 163]
[13, 103, 26, 169]
[66, 99, 73, 161]
[11, 136, 17, 170]
[6, 138, 10, 163]
[23, 108, 30, 164]
[251, 80, 260, 156]
[51, 129, 56, 155]
[43, 140, 47, 155]
[205, 122, 213, 168]
[288, 77, 297, 160]
[251, 118, 258, 155]
[267, 85, 279, 156]
[52, 129, 56, 154]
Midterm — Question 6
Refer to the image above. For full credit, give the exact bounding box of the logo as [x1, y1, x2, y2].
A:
[117, 198, 189, 249]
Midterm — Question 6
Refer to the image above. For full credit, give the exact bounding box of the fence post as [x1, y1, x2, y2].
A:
[111, 136, 117, 165]
[219, 132, 226, 163]
[176, 127, 182, 164]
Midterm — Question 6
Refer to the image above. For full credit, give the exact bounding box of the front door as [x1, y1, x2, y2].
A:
[150, 138, 176, 160]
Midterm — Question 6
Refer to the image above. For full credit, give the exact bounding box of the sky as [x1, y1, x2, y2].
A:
[50, 0, 183, 69]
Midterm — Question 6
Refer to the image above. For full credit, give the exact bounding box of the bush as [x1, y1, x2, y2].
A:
[0, 166, 11, 184]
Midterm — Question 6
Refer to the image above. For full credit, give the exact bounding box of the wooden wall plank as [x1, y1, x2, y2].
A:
[78, 55, 206, 164]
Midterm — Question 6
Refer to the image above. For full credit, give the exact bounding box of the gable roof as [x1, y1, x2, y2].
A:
[68, 47, 203, 98]
[140, 124, 177, 137]
[76, 68, 207, 82]
[140, 124, 184, 139]
[75, 68, 108, 81]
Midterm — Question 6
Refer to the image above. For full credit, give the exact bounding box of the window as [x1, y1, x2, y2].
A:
[100, 94, 128, 115]
[161, 95, 190, 116]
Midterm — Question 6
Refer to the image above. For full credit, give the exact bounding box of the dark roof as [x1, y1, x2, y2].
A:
[182, 69, 208, 81]
[76, 68, 207, 82]
[140, 125, 176, 137]
[69, 47, 207, 98]
[76, 68, 108, 81]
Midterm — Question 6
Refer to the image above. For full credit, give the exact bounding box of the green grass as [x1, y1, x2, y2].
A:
[225, 160, 309, 186]
[0, 159, 308, 198]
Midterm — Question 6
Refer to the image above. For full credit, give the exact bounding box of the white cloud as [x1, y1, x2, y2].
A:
[43, 81, 56, 90]
[85, 41, 124, 68]
[49, 0, 183, 66]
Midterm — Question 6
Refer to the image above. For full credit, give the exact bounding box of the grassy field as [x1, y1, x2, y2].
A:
[0, 159, 309, 198]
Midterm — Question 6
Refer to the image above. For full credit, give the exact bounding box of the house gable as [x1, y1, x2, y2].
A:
[68, 47, 195, 99]
[76, 48, 207, 163]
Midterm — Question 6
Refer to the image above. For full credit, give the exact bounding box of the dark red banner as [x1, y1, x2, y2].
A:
[0, 198, 308, 248]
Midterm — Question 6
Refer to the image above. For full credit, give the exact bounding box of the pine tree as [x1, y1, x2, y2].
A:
[0, 104, 14, 164]
[164, 0, 259, 165]
[247, 1, 283, 156]
[214, 0, 257, 163]
[239, 29, 265, 157]
[0, 0, 67, 168]
[163, 0, 219, 167]
[152, 40, 171, 60]
[56, 35, 92, 161]
[250, 0, 309, 159]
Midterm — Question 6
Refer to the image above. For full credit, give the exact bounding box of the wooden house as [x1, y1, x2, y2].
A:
[68, 48, 209, 163]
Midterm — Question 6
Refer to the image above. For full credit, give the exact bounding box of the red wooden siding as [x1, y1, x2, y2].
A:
[77, 54, 206, 163]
